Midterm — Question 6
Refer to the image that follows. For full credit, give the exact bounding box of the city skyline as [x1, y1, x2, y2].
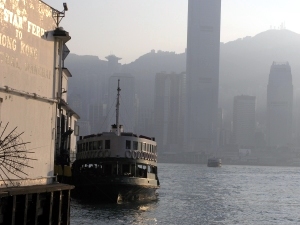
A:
[47, 0, 300, 63]
[65, 27, 300, 165]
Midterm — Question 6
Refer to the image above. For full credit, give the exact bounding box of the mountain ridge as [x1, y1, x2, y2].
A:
[65, 29, 300, 126]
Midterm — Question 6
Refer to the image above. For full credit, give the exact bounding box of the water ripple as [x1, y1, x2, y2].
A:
[71, 164, 300, 224]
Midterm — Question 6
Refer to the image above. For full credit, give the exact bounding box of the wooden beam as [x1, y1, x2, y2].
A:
[11, 195, 16, 225]
[23, 194, 28, 225]
[48, 192, 53, 225]
[34, 193, 40, 225]
[58, 191, 62, 225]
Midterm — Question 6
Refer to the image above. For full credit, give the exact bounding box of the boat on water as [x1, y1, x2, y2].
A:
[207, 157, 222, 167]
[72, 80, 160, 203]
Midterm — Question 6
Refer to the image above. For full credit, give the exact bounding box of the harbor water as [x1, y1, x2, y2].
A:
[70, 163, 300, 224]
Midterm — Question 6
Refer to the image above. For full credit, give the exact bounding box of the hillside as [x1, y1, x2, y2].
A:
[65, 29, 300, 124]
[219, 29, 300, 121]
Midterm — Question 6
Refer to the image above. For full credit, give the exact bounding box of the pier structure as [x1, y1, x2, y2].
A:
[0, 1, 79, 224]
[0, 184, 71, 224]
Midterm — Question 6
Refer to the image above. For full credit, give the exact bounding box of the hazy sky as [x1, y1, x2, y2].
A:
[46, 0, 300, 63]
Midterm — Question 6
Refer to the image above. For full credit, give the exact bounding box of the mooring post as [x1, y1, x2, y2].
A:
[48, 192, 54, 225]
[11, 195, 16, 225]
[23, 194, 28, 225]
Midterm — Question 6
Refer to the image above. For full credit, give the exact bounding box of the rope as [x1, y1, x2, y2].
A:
[119, 95, 133, 130]
[98, 97, 116, 133]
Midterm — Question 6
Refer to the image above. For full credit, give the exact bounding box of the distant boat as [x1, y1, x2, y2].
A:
[72, 79, 160, 203]
[207, 157, 222, 167]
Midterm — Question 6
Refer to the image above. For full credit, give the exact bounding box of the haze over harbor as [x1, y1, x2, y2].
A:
[2, 0, 300, 224]
[65, 28, 300, 166]
[47, 0, 300, 63]
[37, 0, 300, 165]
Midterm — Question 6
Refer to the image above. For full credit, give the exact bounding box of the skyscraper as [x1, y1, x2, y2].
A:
[186, 0, 221, 152]
[266, 62, 293, 148]
[232, 95, 256, 148]
[154, 72, 186, 153]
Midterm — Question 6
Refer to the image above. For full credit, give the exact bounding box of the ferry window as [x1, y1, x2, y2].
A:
[105, 140, 110, 149]
[126, 140, 131, 149]
[122, 164, 130, 175]
[147, 144, 150, 152]
[131, 164, 136, 176]
[77, 144, 82, 152]
[154, 166, 157, 173]
[97, 140, 103, 149]
[83, 143, 86, 151]
[137, 164, 146, 178]
[143, 143, 146, 151]
[97, 164, 103, 174]
[104, 164, 112, 175]
[133, 141, 138, 150]
[93, 141, 97, 150]
[138, 142, 142, 151]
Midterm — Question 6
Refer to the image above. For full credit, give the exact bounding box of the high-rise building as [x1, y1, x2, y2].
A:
[266, 62, 293, 148]
[294, 88, 300, 148]
[136, 107, 154, 137]
[232, 95, 256, 148]
[89, 104, 103, 134]
[186, 0, 221, 152]
[217, 108, 225, 147]
[103, 55, 122, 103]
[154, 72, 186, 153]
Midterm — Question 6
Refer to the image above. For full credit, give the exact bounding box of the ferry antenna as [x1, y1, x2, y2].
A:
[116, 79, 121, 136]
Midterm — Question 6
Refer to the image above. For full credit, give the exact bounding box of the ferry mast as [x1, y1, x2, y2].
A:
[116, 79, 121, 136]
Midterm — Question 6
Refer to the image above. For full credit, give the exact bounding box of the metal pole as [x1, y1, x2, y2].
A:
[116, 79, 121, 136]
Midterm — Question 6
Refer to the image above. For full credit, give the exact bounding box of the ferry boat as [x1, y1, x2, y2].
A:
[72, 80, 160, 203]
[207, 157, 222, 167]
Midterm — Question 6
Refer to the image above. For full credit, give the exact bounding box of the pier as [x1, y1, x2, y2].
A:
[0, 183, 73, 225]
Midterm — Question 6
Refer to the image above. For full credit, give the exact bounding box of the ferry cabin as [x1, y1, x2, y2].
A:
[75, 132, 158, 179]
